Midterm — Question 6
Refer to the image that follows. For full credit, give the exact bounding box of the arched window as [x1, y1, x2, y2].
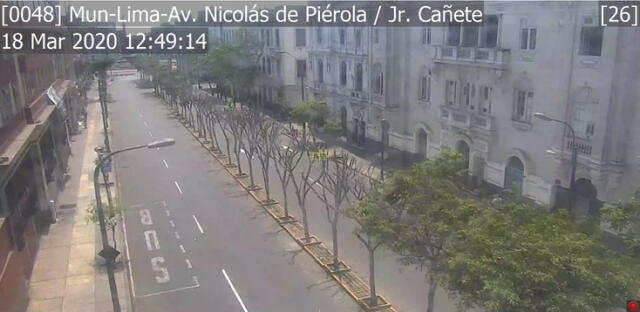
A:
[317, 59, 324, 83]
[355, 63, 363, 91]
[504, 156, 524, 195]
[340, 61, 347, 86]
[373, 63, 383, 95]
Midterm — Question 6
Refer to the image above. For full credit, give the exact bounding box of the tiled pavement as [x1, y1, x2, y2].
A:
[26, 93, 131, 312]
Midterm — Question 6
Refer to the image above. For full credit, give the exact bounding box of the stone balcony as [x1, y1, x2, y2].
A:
[441, 105, 494, 133]
[434, 46, 510, 69]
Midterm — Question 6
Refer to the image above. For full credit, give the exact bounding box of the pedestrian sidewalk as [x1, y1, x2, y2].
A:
[26, 93, 131, 312]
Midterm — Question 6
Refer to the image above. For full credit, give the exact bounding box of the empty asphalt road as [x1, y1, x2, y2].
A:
[108, 75, 359, 312]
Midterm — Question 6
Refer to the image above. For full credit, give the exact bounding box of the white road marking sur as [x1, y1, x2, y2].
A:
[143, 230, 160, 251]
[240, 148, 246, 154]
[162, 201, 167, 207]
[143, 121, 148, 127]
[139, 113, 143, 118]
[139, 209, 152, 225]
[174, 181, 183, 194]
[162, 159, 169, 168]
[185, 259, 193, 269]
[192, 215, 204, 234]
[174, 231, 180, 239]
[169, 220, 176, 227]
[179, 244, 186, 253]
[148, 130, 153, 137]
[165, 209, 171, 217]
[222, 269, 249, 312]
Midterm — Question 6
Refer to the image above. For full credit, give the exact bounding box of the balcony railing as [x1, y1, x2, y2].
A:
[434, 46, 510, 69]
[567, 139, 593, 156]
[441, 105, 494, 132]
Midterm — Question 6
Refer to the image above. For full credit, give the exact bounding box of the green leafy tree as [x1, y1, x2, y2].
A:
[602, 189, 640, 254]
[290, 100, 329, 131]
[86, 199, 125, 250]
[443, 200, 640, 312]
[381, 151, 476, 312]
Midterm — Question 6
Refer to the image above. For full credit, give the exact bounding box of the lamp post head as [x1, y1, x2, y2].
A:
[546, 148, 557, 155]
[147, 138, 175, 149]
[533, 112, 552, 121]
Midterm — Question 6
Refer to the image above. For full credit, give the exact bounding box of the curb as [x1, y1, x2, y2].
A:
[167, 105, 398, 312]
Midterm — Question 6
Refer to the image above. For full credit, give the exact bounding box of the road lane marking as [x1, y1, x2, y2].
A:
[148, 130, 153, 137]
[174, 231, 180, 239]
[162, 201, 167, 207]
[139, 113, 143, 118]
[179, 244, 186, 253]
[162, 159, 169, 168]
[136, 283, 199, 298]
[192, 215, 204, 234]
[144, 121, 148, 127]
[174, 181, 183, 194]
[122, 209, 137, 297]
[151, 256, 170, 283]
[169, 220, 176, 227]
[185, 259, 193, 269]
[222, 269, 249, 312]
[165, 209, 171, 217]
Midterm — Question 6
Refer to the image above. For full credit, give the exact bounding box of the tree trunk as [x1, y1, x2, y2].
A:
[332, 214, 339, 270]
[426, 273, 437, 312]
[262, 165, 270, 200]
[368, 246, 377, 307]
[282, 182, 289, 217]
[247, 154, 255, 187]
[300, 202, 310, 241]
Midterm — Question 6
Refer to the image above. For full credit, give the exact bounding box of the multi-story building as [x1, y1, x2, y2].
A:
[308, 1, 640, 218]
[258, 26, 308, 112]
[0, 2, 80, 310]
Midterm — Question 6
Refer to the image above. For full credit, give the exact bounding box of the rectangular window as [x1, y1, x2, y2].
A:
[586, 122, 595, 137]
[447, 23, 461, 46]
[295, 28, 306, 47]
[373, 29, 379, 44]
[461, 27, 479, 47]
[514, 90, 533, 121]
[355, 29, 362, 48]
[579, 26, 603, 56]
[266, 29, 271, 46]
[421, 28, 431, 45]
[340, 62, 347, 86]
[275, 29, 280, 47]
[316, 28, 322, 44]
[446, 80, 457, 106]
[339, 29, 346, 45]
[479, 15, 499, 48]
[520, 28, 536, 50]
[480, 86, 492, 113]
[419, 74, 431, 101]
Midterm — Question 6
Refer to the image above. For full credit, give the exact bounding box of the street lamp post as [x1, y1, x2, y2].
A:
[534, 112, 578, 213]
[380, 119, 386, 181]
[93, 138, 175, 312]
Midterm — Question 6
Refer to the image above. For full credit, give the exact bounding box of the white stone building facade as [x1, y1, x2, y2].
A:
[307, 1, 640, 214]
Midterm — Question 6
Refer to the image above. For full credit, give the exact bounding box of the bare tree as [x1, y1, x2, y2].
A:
[239, 107, 263, 189]
[255, 118, 281, 204]
[204, 106, 222, 153]
[289, 129, 323, 242]
[273, 126, 304, 220]
[216, 107, 235, 167]
[225, 107, 246, 176]
[312, 151, 358, 270]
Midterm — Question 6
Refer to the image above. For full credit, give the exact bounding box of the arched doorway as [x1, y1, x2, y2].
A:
[504, 156, 525, 195]
[416, 129, 428, 160]
[573, 178, 601, 220]
[456, 140, 470, 171]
